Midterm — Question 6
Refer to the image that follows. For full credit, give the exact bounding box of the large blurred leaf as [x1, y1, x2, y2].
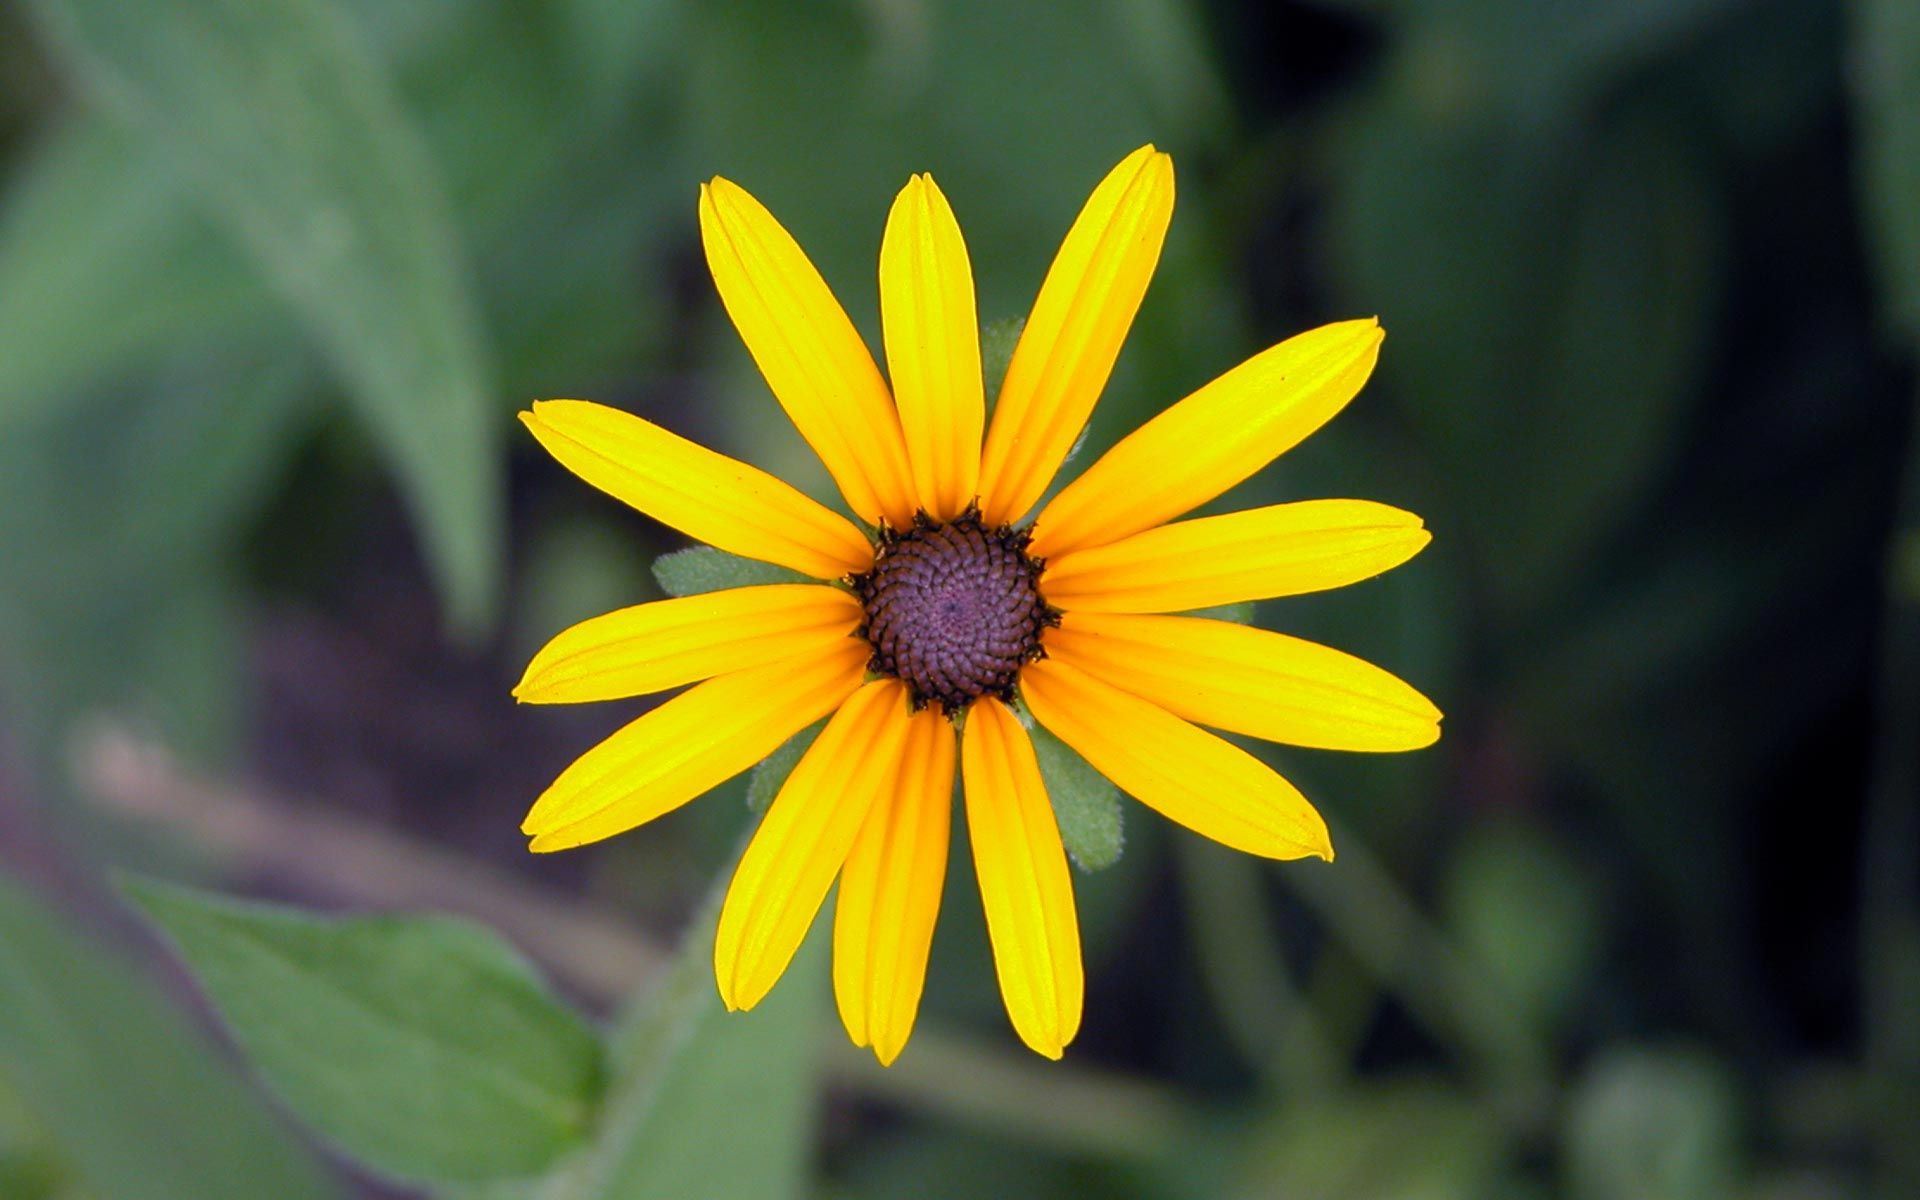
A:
[1393, 0, 1739, 122]
[379, 3, 681, 398]
[1856, 0, 1920, 336]
[0, 118, 271, 429]
[1330, 98, 1720, 617]
[0, 348, 310, 607]
[127, 880, 605, 1184]
[541, 875, 826, 1199]
[26, 0, 502, 633]
[559, 0, 676, 108]
[0, 874, 337, 1200]
[0, 346, 311, 763]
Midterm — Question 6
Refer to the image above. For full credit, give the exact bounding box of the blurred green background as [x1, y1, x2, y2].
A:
[2, 0, 1917, 1197]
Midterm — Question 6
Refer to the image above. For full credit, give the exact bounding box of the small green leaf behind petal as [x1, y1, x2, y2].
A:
[1028, 720, 1124, 871]
[652, 546, 812, 597]
[1184, 601, 1255, 625]
[747, 719, 826, 813]
[980, 316, 1026, 417]
[124, 879, 604, 1186]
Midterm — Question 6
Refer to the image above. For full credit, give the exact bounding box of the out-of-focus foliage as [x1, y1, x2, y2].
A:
[0, 0, 1911, 1197]
[0, 877, 337, 1200]
[128, 879, 605, 1183]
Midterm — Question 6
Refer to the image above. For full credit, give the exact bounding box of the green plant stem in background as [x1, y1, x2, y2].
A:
[830, 1027, 1195, 1165]
[1174, 837, 1341, 1096]
[545, 866, 736, 1200]
[1853, 4, 1920, 1194]
[1859, 406, 1920, 1200]
[1276, 820, 1553, 1110]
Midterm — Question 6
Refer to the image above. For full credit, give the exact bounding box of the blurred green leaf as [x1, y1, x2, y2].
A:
[1855, 0, 1920, 336]
[26, 0, 502, 634]
[0, 118, 272, 430]
[1441, 820, 1604, 1029]
[1512, 119, 1719, 599]
[0, 874, 337, 1200]
[1396, 0, 1738, 122]
[0, 346, 311, 765]
[1683, 0, 1836, 158]
[1028, 721, 1124, 871]
[0, 347, 310, 608]
[542, 872, 825, 1199]
[560, 0, 675, 108]
[1566, 1046, 1741, 1200]
[0, 1081, 64, 1200]
[1113, 0, 1234, 144]
[747, 720, 826, 814]
[652, 546, 814, 597]
[0, 558, 252, 774]
[1330, 102, 1719, 616]
[126, 880, 604, 1184]
[389, 0, 677, 391]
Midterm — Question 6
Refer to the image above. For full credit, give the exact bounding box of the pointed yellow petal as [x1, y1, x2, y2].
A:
[960, 697, 1082, 1059]
[522, 640, 867, 851]
[700, 178, 917, 529]
[834, 704, 954, 1065]
[717, 679, 912, 1012]
[1046, 612, 1441, 752]
[515, 585, 862, 704]
[1022, 657, 1333, 861]
[1040, 499, 1429, 614]
[1031, 319, 1385, 557]
[879, 174, 984, 521]
[977, 146, 1174, 527]
[520, 401, 872, 580]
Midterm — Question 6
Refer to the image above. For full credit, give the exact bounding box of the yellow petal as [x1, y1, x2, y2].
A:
[960, 697, 1082, 1059]
[1031, 319, 1384, 557]
[522, 640, 867, 851]
[717, 679, 912, 1012]
[833, 704, 954, 1065]
[515, 585, 862, 704]
[879, 174, 984, 521]
[1046, 612, 1441, 752]
[977, 146, 1174, 527]
[520, 401, 872, 580]
[700, 178, 917, 529]
[1022, 657, 1333, 861]
[1040, 499, 1429, 614]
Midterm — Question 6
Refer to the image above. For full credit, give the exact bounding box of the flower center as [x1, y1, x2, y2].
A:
[854, 508, 1055, 714]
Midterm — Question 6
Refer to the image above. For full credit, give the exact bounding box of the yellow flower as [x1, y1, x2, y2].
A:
[515, 145, 1440, 1064]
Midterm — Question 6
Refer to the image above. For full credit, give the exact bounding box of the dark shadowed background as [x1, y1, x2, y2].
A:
[1, 1, 1916, 1197]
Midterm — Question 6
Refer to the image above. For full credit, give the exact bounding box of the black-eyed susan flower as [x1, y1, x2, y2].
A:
[515, 145, 1440, 1064]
